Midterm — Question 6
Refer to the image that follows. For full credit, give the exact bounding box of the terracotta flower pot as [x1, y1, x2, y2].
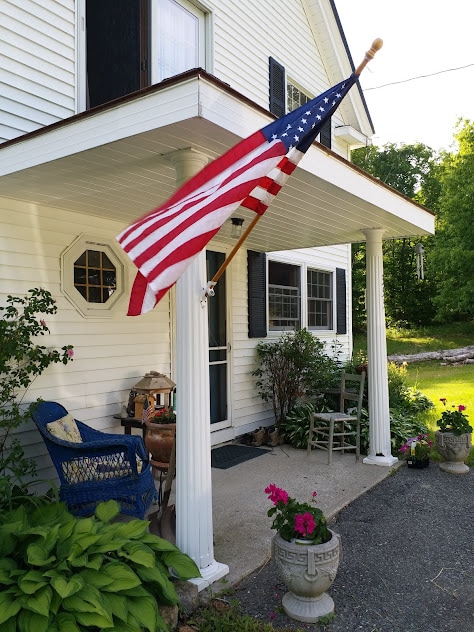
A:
[144, 422, 176, 464]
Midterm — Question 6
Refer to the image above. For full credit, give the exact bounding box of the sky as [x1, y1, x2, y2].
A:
[334, 0, 473, 152]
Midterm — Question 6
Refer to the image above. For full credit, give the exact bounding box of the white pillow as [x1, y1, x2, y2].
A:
[46, 413, 82, 443]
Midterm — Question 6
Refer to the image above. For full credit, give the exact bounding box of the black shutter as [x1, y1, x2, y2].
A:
[248, 251, 267, 338]
[319, 117, 332, 149]
[86, 0, 144, 108]
[336, 268, 347, 334]
[269, 57, 286, 117]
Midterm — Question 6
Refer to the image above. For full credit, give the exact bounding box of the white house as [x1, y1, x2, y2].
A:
[0, 0, 434, 587]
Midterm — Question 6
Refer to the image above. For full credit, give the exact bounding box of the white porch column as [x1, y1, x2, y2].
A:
[169, 148, 229, 589]
[362, 228, 398, 466]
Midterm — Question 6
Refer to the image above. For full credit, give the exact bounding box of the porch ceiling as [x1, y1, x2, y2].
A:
[0, 70, 434, 252]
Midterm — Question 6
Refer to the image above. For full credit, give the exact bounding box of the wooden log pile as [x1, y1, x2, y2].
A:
[388, 346, 474, 366]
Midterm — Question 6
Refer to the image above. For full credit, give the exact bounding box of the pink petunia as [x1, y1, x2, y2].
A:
[294, 512, 316, 537]
[265, 484, 288, 505]
[458, 405, 466, 412]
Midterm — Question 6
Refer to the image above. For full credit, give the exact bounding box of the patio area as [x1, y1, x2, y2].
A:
[156, 444, 400, 587]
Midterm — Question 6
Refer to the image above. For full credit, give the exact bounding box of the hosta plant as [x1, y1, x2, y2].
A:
[0, 498, 200, 631]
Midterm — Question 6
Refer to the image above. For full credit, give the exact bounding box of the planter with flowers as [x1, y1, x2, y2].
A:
[435, 399, 472, 474]
[144, 408, 176, 465]
[399, 434, 433, 468]
[265, 484, 341, 623]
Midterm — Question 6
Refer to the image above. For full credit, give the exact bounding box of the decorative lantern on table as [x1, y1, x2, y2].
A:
[131, 371, 176, 419]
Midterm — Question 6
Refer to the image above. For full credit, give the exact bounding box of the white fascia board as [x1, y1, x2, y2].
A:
[0, 79, 202, 176]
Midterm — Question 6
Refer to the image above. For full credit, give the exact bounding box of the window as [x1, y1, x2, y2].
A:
[287, 81, 311, 113]
[307, 269, 333, 330]
[61, 236, 125, 317]
[268, 261, 301, 330]
[84, 0, 208, 109]
[151, 0, 206, 83]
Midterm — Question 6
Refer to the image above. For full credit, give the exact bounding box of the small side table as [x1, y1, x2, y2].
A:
[113, 415, 146, 439]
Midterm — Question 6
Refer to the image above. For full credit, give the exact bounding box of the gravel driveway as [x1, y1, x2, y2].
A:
[232, 463, 474, 632]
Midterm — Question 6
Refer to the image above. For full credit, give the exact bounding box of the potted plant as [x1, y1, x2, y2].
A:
[265, 484, 341, 624]
[399, 434, 433, 468]
[435, 399, 473, 474]
[144, 408, 176, 464]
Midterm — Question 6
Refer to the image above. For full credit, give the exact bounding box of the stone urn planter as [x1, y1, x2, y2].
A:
[144, 421, 176, 464]
[272, 529, 341, 623]
[435, 431, 472, 474]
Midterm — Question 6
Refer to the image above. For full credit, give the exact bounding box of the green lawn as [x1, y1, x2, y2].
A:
[354, 321, 474, 464]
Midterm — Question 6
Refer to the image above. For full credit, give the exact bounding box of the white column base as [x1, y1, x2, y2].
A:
[189, 560, 230, 591]
[363, 454, 399, 467]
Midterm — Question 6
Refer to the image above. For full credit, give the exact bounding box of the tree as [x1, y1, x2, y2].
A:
[351, 142, 440, 327]
[429, 119, 474, 321]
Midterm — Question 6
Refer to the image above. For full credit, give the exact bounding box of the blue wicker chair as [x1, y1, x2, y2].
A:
[31, 401, 158, 518]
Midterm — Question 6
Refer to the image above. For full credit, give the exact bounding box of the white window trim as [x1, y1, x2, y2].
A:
[267, 257, 336, 333]
[61, 234, 125, 318]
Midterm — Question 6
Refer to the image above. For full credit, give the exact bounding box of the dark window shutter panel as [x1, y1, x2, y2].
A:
[248, 251, 267, 338]
[319, 117, 332, 149]
[336, 268, 347, 334]
[269, 57, 286, 117]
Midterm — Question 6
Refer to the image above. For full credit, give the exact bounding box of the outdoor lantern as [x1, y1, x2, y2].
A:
[231, 216, 244, 239]
[130, 371, 176, 418]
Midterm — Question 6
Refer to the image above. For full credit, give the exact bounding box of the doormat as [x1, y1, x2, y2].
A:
[211, 444, 271, 470]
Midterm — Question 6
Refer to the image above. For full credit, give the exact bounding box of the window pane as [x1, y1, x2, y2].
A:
[73, 249, 117, 304]
[307, 269, 333, 330]
[268, 261, 300, 330]
[157, 0, 200, 81]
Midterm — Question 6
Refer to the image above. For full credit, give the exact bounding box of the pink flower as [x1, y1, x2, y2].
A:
[294, 512, 316, 537]
[269, 612, 275, 620]
[265, 484, 288, 505]
[312, 491, 317, 498]
[458, 405, 466, 412]
[67, 349, 74, 358]
[40, 319, 47, 327]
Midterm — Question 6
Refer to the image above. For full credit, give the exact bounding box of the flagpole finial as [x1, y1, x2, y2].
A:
[354, 38, 383, 76]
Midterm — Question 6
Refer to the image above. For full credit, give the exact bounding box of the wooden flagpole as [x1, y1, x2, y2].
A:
[204, 38, 383, 298]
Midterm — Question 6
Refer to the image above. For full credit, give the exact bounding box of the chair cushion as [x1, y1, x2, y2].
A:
[46, 414, 82, 443]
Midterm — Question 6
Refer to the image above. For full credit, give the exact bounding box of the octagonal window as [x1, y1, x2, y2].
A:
[61, 236, 125, 317]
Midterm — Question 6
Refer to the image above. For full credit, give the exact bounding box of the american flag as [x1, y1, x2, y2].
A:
[141, 396, 155, 424]
[117, 74, 357, 316]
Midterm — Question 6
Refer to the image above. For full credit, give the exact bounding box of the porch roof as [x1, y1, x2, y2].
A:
[0, 69, 434, 251]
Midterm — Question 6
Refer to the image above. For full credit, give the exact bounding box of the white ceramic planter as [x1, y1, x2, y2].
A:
[272, 529, 341, 623]
[435, 431, 471, 474]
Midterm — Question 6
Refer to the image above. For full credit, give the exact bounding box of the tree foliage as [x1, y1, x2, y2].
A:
[429, 119, 474, 321]
[351, 142, 441, 328]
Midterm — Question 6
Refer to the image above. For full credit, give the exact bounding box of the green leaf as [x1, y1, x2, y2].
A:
[74, 610, 115, 629]
[89, 538, 129, 554]
[140, 533, 179, 552]
[119, 542, 156, 568]
[19, 570, 48, 594]
[102, 592, 129, 623]
[135, 565, 178, 604]
[17, 609, 49, 632]
[63, 584, 113, 624]
[111, 520, 149, 540]
[72, 517, 96, 535]
[77, 568, 115, 589]
[94, 499, 121, 522]
[101, 562, 141, 591]
[23, 585, 52, 617]
[54, 613, 81, 632]
[0, 591, 21, 624]
[126, 595, 159, 632]
[1, 616, 16, 632]
[51, 574, 84, 598]
[162, 551, 201, 580]
[26, 543, 56, 567]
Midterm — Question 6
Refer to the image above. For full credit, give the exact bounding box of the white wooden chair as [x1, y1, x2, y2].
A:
[307, 371, 366, 465]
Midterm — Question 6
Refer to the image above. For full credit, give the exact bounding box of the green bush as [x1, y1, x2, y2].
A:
[0, 498, 200, 631]
[253, 329, 341, 424]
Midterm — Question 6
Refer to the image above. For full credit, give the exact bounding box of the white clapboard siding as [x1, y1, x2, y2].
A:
[0, 0, 76, 142]
[0, 196, 172, 483]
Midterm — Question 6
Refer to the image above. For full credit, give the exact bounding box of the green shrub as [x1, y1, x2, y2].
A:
[253, 329, 341, 424]
[0, 498, 200, 631]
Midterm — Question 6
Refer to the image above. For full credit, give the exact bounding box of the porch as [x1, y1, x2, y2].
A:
[153, 443, 399, 587]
